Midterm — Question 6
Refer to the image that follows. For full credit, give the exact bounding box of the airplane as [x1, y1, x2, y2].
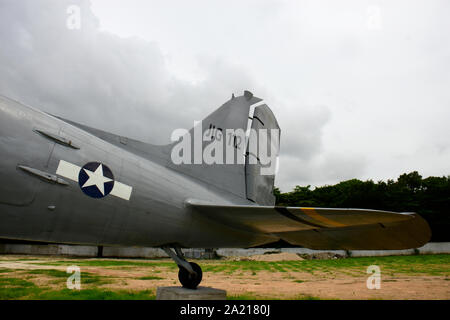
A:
[0, 91, 431, 289]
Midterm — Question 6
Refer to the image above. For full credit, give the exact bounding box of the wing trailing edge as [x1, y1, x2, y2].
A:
[186, 199, 431, 250]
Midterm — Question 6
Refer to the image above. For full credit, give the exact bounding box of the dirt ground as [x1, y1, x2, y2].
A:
[0, 254, 449, 300]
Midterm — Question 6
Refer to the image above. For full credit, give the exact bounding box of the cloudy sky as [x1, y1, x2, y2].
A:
[0, 0, 449, 191]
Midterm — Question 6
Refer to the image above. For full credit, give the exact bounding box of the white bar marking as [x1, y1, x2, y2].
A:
[111, 182, 133, 201]
[56, 160, 133, 201]
[56, 160, 81, 182]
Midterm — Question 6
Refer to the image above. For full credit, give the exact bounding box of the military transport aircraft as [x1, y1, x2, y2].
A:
[0, 91, 431, 289]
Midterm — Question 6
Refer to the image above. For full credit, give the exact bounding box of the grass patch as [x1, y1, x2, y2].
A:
[0, 274, 153, 300]
[294, 295, 322, 300]
[80, 273, 109, 285]
[196, 254, 450, 276]
[228, 293, 276, 300]
[0, 276, 43, 299]
[0, 287, 155, 300]
[0, 286, 44, 299]
[0, 268, 16, 274]
[33, 259, 176, 268]
[32, 288, 155, 300]
[0, 277, 36, 287]
[1, 254, 448, 300]
[21, 269, 109, 285]
[138, 276, 163, 280]
[26, 269, 70, 278]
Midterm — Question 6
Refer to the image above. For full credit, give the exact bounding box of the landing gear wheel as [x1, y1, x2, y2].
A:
[178, 262, 202, 289]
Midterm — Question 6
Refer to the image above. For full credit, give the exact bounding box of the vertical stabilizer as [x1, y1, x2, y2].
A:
[167, 91, 263, 199]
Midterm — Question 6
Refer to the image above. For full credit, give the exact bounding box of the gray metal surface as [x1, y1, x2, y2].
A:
[166, 93, 262, 199]
[0, 93, 431, 250]
[245, 104, 280, 205]
[186, 200, 431, 249]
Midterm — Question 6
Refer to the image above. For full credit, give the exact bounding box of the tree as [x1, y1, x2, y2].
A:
[274, 172, 450, 241]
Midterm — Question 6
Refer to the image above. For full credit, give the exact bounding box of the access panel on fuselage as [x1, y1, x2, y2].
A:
[0, 98, 58, 207]
[41, 124, 125, 245]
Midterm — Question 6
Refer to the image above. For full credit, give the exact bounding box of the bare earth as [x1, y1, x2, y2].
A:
[0, 254, 449, 300]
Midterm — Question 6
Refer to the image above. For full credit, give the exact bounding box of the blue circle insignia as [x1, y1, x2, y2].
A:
[78, 162, 115, 199]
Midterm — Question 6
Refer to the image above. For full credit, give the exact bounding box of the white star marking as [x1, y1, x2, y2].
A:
[81, 164, 113, 196]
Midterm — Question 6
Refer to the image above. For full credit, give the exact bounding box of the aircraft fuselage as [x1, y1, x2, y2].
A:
[0, 96, 275, 248]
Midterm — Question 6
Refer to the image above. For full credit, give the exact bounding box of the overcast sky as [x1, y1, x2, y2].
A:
[0, 0, 449, 191]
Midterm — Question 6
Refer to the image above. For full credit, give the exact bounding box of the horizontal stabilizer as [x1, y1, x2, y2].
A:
[186, 200, 431, 250]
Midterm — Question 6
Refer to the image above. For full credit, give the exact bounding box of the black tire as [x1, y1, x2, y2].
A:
[178, 262, 202, 289]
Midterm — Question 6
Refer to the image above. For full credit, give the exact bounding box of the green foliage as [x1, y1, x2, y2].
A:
[275, 171, 450, 241]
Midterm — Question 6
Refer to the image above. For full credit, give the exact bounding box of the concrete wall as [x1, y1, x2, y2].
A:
[0, 244, 97, 256]
[0, 243, 448, 258]
[415, 242, 450, 254]
[102, 247, 216, 259]
[216, 243, 450, 258]
[214, 248, 349, 258]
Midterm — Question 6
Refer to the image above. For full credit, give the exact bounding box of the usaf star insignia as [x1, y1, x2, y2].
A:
[78, 162, 115, 198]
[56, 160, 133, 201]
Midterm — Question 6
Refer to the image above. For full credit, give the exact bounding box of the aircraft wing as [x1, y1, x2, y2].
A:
[186, 199, 431, 250]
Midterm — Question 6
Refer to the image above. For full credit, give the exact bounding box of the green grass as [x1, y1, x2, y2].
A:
[0, 268, 16, 274]
[0, 274, 153, 300]
[32, 289, 155, 300]
[0, 277, 44, 299]
[227, 293, 277, 300]
[0, 277, 36, 287]
[32, 259, 176, 268]
[26, 254, 450, 275]
[137, 276, 163, 280]
[228, 293, 321, 300]
[294, 295, 322, 300]
[1, 254, 448, 300]
[0, 286, 44, 299]
[198, 254, 450, 276]
[0, 286, 155, 300]
[79, 273, 109, 284]
[26, 269, 72, 278]
[11, 269, 110, 285]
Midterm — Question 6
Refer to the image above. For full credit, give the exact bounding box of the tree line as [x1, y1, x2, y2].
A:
[274, 171, 450, 241]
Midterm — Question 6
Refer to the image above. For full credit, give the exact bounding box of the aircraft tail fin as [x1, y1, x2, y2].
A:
[57, 91, 281, 204]
[167, 91, 279, 203]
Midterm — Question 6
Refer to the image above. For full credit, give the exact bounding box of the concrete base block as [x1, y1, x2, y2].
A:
[156, 286, 226, 300]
